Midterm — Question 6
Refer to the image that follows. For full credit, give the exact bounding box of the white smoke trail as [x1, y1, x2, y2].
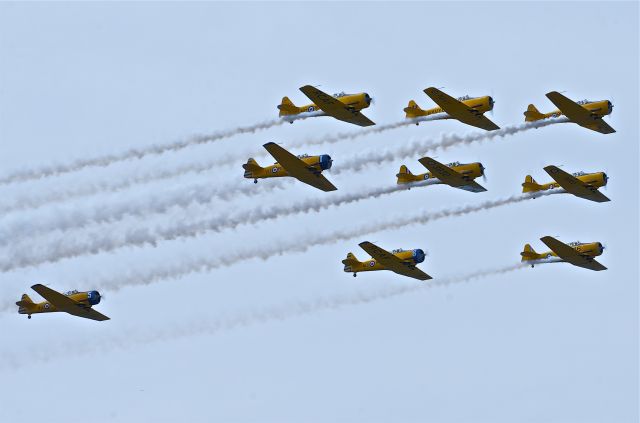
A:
[288, 115, 447, 148]
[0, 188, 560, 273]
[0, 178, 290, 246]
[0, 117, 293, 186]
[0, 262, 527, 369]
[71, 190, 558, 290]
[334, 118, 569, 175]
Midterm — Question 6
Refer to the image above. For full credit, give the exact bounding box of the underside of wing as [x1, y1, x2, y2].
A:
[457, 181, 488, 193]
[424, 87, 499, 131]
[299, 85, 375, 127]
[546, 92, 615, 134]
[586, 119, 616, 134]
[263, 142, 337, 192]
[540, 236, 607, 271]
[31, 284, 110, 320]
[359, 242, 432, 281]
[544, 166, 610, 202]
[418, 157, 485, 192]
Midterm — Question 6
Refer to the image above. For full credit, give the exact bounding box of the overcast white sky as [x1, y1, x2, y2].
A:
[0, 2, 638, 422]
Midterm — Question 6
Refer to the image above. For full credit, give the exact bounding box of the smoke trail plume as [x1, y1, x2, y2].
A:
[289, 115, 447, 148]
[0, 118, 292, 186]
[0, 178, 289, 245]
[0, 187, 559, 272]
[0, 262, 527, 369]
[55, 190, 555, 291]
[334, 118, 568, 174]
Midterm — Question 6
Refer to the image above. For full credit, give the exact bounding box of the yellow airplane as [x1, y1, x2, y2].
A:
[243, 142, 337, 192]
[342, 241, 432, 281]
[397, 157, 487, 193]
[522, 165, 609, 203]
[16, 284, 109, 321]
[278, 85, 375, 126]
[524, 91, 615, 134]
[404, 87, 499, 131]
[521, 236, 606, 271]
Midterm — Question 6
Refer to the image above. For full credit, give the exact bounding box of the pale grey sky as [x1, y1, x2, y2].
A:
[0, 2, 638, 422]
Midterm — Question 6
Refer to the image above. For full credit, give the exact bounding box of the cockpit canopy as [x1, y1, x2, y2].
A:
[568, 241, 584, 247]
[572, 171, 587, 177]
[392, 248, 406, 253]
[456, 95, 473, 101]
[576, 99, 592, 105]
[332, 92, 349, 98]
[63, 289, 79, 296]
[446, 161, 461, 168]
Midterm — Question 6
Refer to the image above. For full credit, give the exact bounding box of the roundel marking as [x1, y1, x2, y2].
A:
[308, 106, 315, 112]
[369, 261, 375, 267]
[271, 167, 278, 173]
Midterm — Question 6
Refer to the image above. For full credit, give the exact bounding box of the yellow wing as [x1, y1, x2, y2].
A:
[543, 165, 610, 203]
[418, 157, 486, 193]
[423, 87, 500, 131]
[31, 284, 110, 321]
[299, 85, 375, 127]
[539, 236, 607, 271]
[545, 91, 615, 134]
[263, 142, 337, 192]
[359, 241, 432, 281]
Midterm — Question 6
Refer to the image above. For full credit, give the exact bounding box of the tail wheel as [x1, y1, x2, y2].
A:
[28, 315, 31, 319]
[353, 273, 357, 277]
[254, 179, 258, 184]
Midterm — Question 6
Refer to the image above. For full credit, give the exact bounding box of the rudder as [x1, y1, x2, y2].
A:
[524, 104, 546, 122]
[520, 244, 540, 261]
[277, 96, 299, 116]
[522, 175, 542, 193]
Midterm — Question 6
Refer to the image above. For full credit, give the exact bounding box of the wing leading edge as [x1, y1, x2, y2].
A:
[359, 241, 432, 281]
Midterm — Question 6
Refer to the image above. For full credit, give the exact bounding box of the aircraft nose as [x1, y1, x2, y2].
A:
[413, 249, 426, 264]
[602, 172, 608, 185]
[365, 93, 372, 105]
[488, 96, 495, 109]
[88, 291, 101, 305]
[608, 101, 613, 114]
[320, 155, 333, 170]
[598, 243, 605, 254]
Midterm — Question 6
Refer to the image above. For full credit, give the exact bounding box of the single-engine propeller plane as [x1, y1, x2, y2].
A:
[522, 165, 609, 202]
[342, 241, 432, 281]
[405, 87, 499, 131]
[521, 236, 607, 271]
[278, 85, 375, 127]
[524, 91, 615, 134]
[16, 284, 109, 321]
[243, 142, 337, 192]
[397, 157, 487, 193]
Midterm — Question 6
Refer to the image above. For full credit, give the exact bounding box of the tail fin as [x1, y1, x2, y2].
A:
[242, 158, 263, 178]
[524, 104, 546, 122]
[396, 165, 419, 185]
[16, 293, 35, 311]
[277, 96, 299, 116]
[520, 244, 541, 261]
[342, 252, 361, 271]
[404, 100, 424, 118]
[522, 175, 543, 193]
